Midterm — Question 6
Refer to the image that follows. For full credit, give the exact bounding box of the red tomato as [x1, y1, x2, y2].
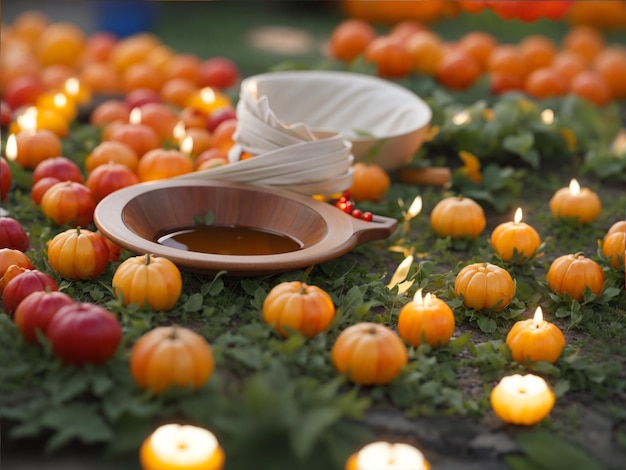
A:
[14, 290, 75, 343]
[0, 216, 29, 252]
[46, 303, 122, 365]
[32, 156, 83, 184]
[198, 57, 239, 89]
[1, 157, 11, 201]
[3, 76, 44, 110]
[1, 269, 59, 315]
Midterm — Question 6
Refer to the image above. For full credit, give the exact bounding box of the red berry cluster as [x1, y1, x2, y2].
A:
[334, 191, 373, 222]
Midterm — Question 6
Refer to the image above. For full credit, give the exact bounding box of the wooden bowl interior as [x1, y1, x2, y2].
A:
[121, 185, 328, 248]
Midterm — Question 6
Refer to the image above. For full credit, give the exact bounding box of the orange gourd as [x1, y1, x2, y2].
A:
[454, 262, 516, 311]
[262, 281, 335, 338]
[397, 289, 455, 348]
[430, 196, 486, 239]
[47, 227, 110, 280]
[331, 322, 407, 385]
[546, 253, 604, 301]
[130, 326, 214, 394]
[602, 221, 625, 270]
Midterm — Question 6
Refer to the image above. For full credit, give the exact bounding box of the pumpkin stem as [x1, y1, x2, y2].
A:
[145, 253, 152, 265]
[76, 226, 81, 236]
[169, 325, 179, 339]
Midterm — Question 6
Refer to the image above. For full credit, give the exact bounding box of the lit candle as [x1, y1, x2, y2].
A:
[490, 207, 541, 262]
[140, 424, 225, 470]
[397, 288, 455, 348]
[186, 87, 232, 116]
[549, 178, 601, 224]
[345, 441, 430, 470]
[180, 135, 194, 156]
[8, 130, 62, 169]
[490, 373, 555, 426]
[64, 77, 91, 106]
[36, 91, 77, 121]
[505, 306, 566, 364]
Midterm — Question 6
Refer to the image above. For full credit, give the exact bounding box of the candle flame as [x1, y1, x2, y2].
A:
[532, 306, 543, 327]
[173, 121, 186, 141]
[200, 87, 216, 103]
[180, 135, 194, 155]
[17, 107, 38, 132]
[53, 93, 68, 108]
[64, 77, 79, 96]
[5, 134, 17, 161]
[514, 207, 523, 224]
[406, 195, 423, 220]
[412, 289, 435, 307]
[541, 108, 554, 125]
[129, 107, 142, 125]
[568, 178, 580, 195]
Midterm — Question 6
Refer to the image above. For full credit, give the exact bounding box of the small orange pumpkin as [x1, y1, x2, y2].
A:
[546, 253, 604, 301]
[40, 181, 97, 227]
[47, 227, 110, 280]
[348, 162, 391, 202]
[454, 262, 516, 311]
[112, 254, 182, 311]
[331, 322, 407, 385]
[130, 326, 214, 394]
[549, 178, 601, 224]
[397, 289, 455, 348]
[12, 129, 63, 169]
[136, 148, 193, 182]
[430, 196, 486, 239]
[506, 307, 566, 364]
[262, 281, 335, 338]
[490, 208, 541, 262]
[602, 221, 625, 270]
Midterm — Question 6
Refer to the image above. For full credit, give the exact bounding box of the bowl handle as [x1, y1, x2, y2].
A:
[350, 214, 398, 246]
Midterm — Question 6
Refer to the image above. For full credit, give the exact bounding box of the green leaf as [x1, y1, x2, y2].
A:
[506, 454, 550, 470]
[183, 292, 204, 312]
[40, 403, 112, 453]
[289, 406, 342, 460]
[516, 430, 605, 470]
[503, 131, 534, 157]
[447, 332, 471, 354]
[477, 316, 497, 334]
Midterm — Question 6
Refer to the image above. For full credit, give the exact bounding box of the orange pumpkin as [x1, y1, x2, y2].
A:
[348, 162, 391, 202]
[549, 179, 601, 224]
[430, 196, 486, 239]
[112, 254, 182, 311]
[12, 129, 62, 169]
[546, 253, 604, 301]
[262, 281, 335, 338]
[490, 208, 541, 262]
[136, 148, 193, 182]
[454, 262, 516, 311]
[506, 307, 566, 364]
[331, 322, 407, 385]
[130, 326, 214, 394]
[40, 181, 96, 227]
[602, 221, 625, 269]
[47, 227, 110, 280]
[397, 289, 455, 348]
[0, 248, 34, 278]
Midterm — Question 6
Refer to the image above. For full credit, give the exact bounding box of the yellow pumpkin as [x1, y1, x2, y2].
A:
[490, 374, 555, 426]
[454, 262, 515, 311]
[397, 289, 455, 348]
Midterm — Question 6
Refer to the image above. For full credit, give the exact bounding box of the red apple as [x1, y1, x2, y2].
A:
[0, 216, 29, 252]
[3, 76, 44, 110]
[125, 88, 161, 109]
[14, 290, 75, 343]
[198, 57, 239, 89]
[46, 302, 122, 365]
[206, 106, 237, 133]
[2, 269, 59, 315]
[32, 156, 83, 184]
[1, 100, 12, 128]
[1, 157, 12, 200]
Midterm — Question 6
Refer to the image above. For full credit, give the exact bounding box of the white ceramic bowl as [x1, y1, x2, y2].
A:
[239, 70, 432, 171]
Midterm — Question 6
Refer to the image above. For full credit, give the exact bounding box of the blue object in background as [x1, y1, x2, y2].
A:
[95, 1, 157, 36]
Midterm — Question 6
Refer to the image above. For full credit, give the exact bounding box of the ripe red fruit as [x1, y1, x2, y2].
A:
[46, 303, 122, 365]
[1, 157, 12, 200]
[0, 216, 30, 252]
[3, 76, 44, 110]
[1, 269, 59, 315]
[198, 57, 239, 89]
[32, 156, 83, 184]
[125, 88, 161, 109]
[206, 106, 237, 133]
[14, 290, 75, 343]
[0, 101, 12, 128]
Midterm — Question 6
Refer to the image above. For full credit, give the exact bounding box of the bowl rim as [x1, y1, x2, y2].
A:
[240, 69, 433, 141]
[94, 179, 397, 276]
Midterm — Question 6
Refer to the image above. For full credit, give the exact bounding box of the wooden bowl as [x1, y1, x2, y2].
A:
[94, 179, 397, 276]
